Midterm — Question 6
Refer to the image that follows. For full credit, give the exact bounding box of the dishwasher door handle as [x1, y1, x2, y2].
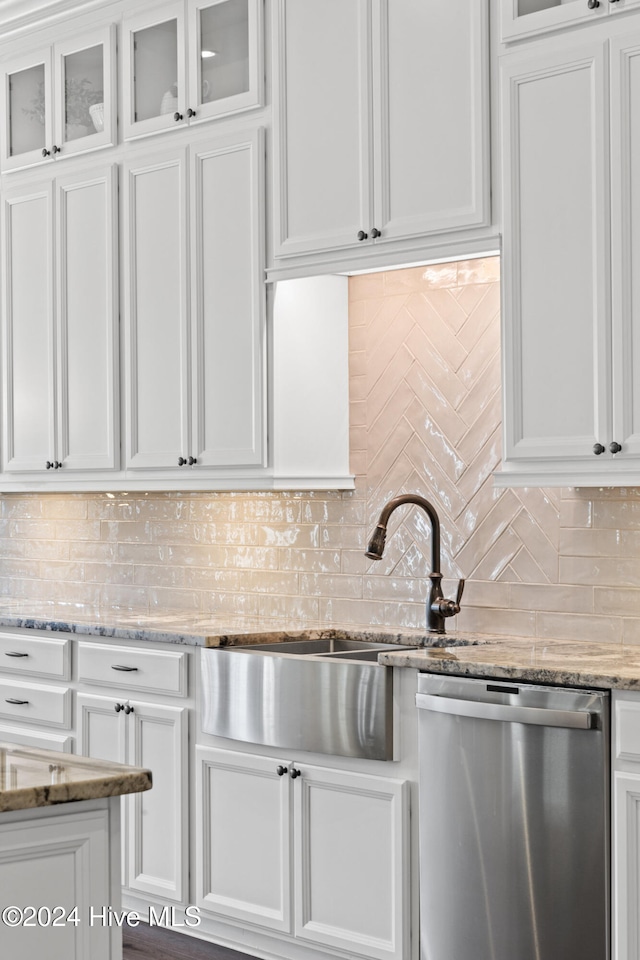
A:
[416, 692, 595, 729]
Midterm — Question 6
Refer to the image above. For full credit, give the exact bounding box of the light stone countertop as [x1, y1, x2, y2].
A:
[378, 637, 640, 691]
[0, 742, 152, 813]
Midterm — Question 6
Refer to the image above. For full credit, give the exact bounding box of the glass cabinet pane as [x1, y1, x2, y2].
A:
[9, 63, 46, 157]
[133, 19, 179, 122]
[62, 45, 104, 142]
[199, 0, 249, 105]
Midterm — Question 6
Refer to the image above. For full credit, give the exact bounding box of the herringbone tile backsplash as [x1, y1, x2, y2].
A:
[0, 255, 638, 642]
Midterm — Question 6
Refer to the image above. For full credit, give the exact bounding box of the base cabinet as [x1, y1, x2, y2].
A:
[78, 692, 188, 904]
[195, 746, 409, 960]
[613, 691, 640, 960]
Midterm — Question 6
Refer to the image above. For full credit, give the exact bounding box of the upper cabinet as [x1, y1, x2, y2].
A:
[501, 0, 640, 43]
[498, 25, 640, 487]
[0, 25, 116, 173]
[122, 0, 263, 142]
[271, 0, 490, 268]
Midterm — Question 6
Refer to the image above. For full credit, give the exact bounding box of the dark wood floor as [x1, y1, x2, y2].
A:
[123, 922, 256, 960]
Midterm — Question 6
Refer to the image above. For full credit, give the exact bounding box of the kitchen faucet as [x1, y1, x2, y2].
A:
[365, 493, 465, 634]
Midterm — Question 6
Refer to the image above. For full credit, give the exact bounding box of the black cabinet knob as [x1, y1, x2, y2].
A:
[593, 443, 605, 455]
[52, 145, 61, 155]
[178, 457, 186, 466]
[54, 460, 61, 469]
[114, 703, 123, 712]
[188, 456, 197, 465]
[587, 0, 600, 7]
[357, 230, 368, 241]
[46, 461, 53, 469]
[289, 767, 301, 779]
[370, 227, 381, 238]
[42, 148, 50, 157]
[174, 112, 183, 122]
[187, 108, 196, 118]
[123, 704, 134, 715]
[276, 765, 288, 776]
[610, 441, 622, 454]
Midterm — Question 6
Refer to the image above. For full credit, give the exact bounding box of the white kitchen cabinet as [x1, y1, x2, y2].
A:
[196, 746, 409, 960]
[498, 27, 640, 487]
[501, 0, 640, 44]
[78, 692, 188, 904]
[272, 0, 490, 262]
[1, 164, 119, 477]
[0, 24, 116, 173]
[612, 690, 640, 960]
[122, 0, 263, 142]
[123, 129, 264, 476]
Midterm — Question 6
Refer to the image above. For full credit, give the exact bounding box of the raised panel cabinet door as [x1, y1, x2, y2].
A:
[272, 0, 373, 257]
[56, 165, 119, 472]
[613, 770, 640, 960]
[501, 41, 611, 462]
[125, 700, 188, 903]
[195, 746, 292, 932]
[611, 31, 640, 460]
[293, 765, 409, 960]
[374, 0, 489, 242]
[1, 182, 56, 473]
[191, 130, 265, 466]
[0, 808, 114, 959]
[123, 148, 190, 469]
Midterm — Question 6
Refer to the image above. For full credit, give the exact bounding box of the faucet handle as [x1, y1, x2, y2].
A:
[455, 578, 465, 608]
[434, 578, 465, 619]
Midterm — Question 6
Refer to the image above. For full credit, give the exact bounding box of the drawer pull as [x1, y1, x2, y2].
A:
[111, 665, 139, 672]
[5, 651, 29, 658]
[5, 698, 29, 705]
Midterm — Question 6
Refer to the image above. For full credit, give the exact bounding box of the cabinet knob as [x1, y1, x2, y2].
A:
[587, 0, 600, 7]
[610, 441, 622, 454]
[123, 704, 134, 715]
[276, 765, 288, 776]
[114, 703, 123, 712]
[42, 148, 50, 157]
[357, 230, 368, 241]
[46, 461, 54, 469]
[173, 112, 183, 122]
[187, 108, 196, 118]
[370, 227, 381, 239]
[593, 443, 605, 455]
[51, 145, 61, 155]
[54, 460, 61, 469]
[178, 457, 186, 466]
[289, 767, 301, 779]
[188, 456, 197, 465]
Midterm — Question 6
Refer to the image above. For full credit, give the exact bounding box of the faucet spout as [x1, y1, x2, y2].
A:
[365, 493, 464, 635]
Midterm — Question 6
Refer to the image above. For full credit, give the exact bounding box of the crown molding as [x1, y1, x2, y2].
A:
[0, 0, 112, 40]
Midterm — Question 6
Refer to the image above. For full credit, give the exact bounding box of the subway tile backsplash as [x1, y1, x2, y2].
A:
[0, 256, 638, 642]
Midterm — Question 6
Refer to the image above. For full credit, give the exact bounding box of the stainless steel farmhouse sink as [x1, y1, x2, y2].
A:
[201, 638, 414, 761]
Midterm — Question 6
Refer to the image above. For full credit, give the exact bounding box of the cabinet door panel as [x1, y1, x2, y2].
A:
[126, 700, 187, 902]
[612, 33, 640, 458]
[57, 166, 118, 471]
[375, 0, 489, 240]
[2, 183, 55, 472]
[0, 48, 53, 172]
[53, 25, 116, 158]
[124, 150, 189, 469]
[191, 131, 264, 466]
[196, 746, 292, 932]
[501, 43, 610, 462]
[294, 765, 409, 960]
[273, 0, 372, 257]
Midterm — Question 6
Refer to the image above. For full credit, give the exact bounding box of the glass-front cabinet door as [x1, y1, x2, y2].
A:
[123, 0, 262, 140]
[122, 1, 187, 140]
[188, 0, 263, 122]
[1, 49, 53, 171]
[0, 26, 115, 172]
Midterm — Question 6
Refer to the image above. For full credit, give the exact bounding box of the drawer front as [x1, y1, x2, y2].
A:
[0, 632, 70, 680]
[77, 642, 187, 697]
[0, 678, 71, 728]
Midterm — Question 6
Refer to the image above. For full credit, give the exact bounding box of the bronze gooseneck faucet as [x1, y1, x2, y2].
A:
[365, 494, 465, 634]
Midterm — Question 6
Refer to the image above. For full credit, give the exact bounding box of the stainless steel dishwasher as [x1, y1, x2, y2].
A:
[416, 673, 609, 960]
